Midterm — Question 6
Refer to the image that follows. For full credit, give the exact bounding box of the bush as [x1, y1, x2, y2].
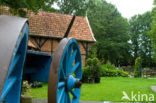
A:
[29, 82, 43, 88]
[101, 62, 117, 70]
[134, 57, 142, 77]
[86, 58, 101, 78]
[101, 68, 129, 77]
[120, 71, 129, 77]
[100, 63, 129, 77]
[87, 46, 97, 58]
[82, 67, 89, 79]
[22, 81, 31, 95]
[86, 58, 93, 66]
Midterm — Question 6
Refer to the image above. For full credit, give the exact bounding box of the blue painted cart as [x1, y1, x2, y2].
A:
[0, 15, 82, 103]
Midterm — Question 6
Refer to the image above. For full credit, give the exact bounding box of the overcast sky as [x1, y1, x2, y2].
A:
[105, 0, 154, 19]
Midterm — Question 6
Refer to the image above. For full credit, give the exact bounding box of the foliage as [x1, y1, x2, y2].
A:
[101, 62, 117, 70]
[0, 0, 56, 17]
[87, 45, 97, 59]
[22, 81, 31, 95]
[86, 58, 101, 78]
[82, 67, 89, 79]
[149, 0, 156, 62]
[101, 66, 129, 77]
[129, 12, 153, 67]
[56, 0, 88, 16]
[87, 0, 130, 66]
[30, 82, 43, 88]
[134, 57, 142, 77]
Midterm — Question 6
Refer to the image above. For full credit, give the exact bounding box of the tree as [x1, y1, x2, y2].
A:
[0, 0, 56, 17]
[149, 0, 156, 62]
[87, 0, 130, 66]
[129, 12, 153, 67]
[56, 0, 88, 16]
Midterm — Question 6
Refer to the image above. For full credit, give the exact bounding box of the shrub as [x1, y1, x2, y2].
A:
[101, 68, 129, 77]
[120, 71, 129, 77]
[101, 63, 116, 70]
[86, 57, 101, 78]
[86, 58, 92, 66]
[21, 81, 31, 95]
[87, 46, 97, 58]
[30, 82, 43, 88]
[134, 57, 142, 77]
[82, 67, 89, 79]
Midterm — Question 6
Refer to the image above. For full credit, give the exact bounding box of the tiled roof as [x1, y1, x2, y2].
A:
[0, 6, 96, 42]
[27, 11, 96, 42]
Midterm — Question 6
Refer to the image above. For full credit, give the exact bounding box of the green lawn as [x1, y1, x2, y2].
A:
[26, 77, 156, 102]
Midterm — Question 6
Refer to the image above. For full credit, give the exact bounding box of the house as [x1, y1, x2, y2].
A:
[0, 7, 96, 66]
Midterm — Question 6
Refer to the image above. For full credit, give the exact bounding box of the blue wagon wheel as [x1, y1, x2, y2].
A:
[0, 15, 28, 103]
[48, 38, 82, 103]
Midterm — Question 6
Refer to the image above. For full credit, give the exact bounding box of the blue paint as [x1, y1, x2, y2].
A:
[0, 24, 29, 103]
[67, 75, 76, 91]
[0, 23, 82, 103]
[57, 39, 82, 103]
[23, 50, 52, 82]
[24, 39, 82, 103]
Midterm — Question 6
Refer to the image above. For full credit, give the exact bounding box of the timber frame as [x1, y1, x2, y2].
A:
[29, 35, 90, 66]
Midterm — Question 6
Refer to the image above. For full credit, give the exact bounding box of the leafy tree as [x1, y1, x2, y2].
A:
[149, 0, 156, 62]
[87, 0, 130, 66]
[56, 0, 88, 16]
[129, 12, 153, 67]
[0, 0, 56, 17]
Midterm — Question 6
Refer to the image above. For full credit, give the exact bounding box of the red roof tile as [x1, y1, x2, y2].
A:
[27, 11, 96, 42]
[0, 7, 96, 42]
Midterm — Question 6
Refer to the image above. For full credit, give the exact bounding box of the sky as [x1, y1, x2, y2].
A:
[105, 0, 154, 19]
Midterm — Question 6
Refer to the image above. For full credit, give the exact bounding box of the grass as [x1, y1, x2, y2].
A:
[26, 77, 156, 102]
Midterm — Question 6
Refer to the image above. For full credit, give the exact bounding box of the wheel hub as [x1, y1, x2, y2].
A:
[66, 75, 82, 91]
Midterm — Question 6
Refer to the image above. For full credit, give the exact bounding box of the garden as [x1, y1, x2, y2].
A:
[25, 77, 156, 102]
[1, 0, 155, 102]
[24, 57, 156, 102]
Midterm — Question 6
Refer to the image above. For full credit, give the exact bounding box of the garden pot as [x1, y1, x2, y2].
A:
[82, 78, 88, 83]
[89, 78, 95, 84]
[95, 77, 100, 83]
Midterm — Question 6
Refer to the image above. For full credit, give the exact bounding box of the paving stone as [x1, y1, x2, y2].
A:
[151, 86, 156, 92]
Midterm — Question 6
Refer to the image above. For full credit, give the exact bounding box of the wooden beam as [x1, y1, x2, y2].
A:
[39, 37, 42, 46]
[51, 39, 53, 55]
[81, 42, 89, 66]
[29, 39, 37, 47]
[34, 38, 41, 49]
[64, 16, 76, 38]
[40, 39, 48, 48]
